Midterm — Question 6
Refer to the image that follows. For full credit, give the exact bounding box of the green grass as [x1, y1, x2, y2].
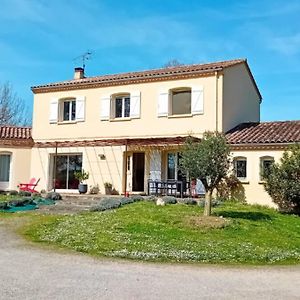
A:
[21, 201, 300, 265]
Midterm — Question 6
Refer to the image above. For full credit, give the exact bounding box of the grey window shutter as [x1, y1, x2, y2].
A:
[191, 86, 204, 114]
[100, 95, 110, 120]
[76, 96, 85, 122]
[130, 91, 141, 118]
[158, 90, 169, 117]
[49, 98, 58, 123]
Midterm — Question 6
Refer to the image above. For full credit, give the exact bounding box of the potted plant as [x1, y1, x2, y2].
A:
[74, 169, 89, 194]
[104, 182, 113, 195]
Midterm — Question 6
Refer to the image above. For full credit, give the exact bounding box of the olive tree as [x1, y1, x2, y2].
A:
[0, 82, 31, 126]
[180, 132, 231, 216]
[264, 144, 300, 214]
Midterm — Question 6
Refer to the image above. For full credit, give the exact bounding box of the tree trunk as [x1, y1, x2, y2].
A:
[204, 190, 212, 216]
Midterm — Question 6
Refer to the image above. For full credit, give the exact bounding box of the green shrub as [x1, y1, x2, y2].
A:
[91, 197, 121, 212]
[264, 144, 300, 214]
[9, 198, 35, 207]
[45, 192, 62, 201]
[120, 197, 134, 205]
[162, 196, 177, 204]
[0, 202, 9, 209]
[181, 198, 197, 205]
[18, 191, 32, 197]
[144, 195, 157, 202]
[8, 190, 18, 196]
[130, 195, 144, 202]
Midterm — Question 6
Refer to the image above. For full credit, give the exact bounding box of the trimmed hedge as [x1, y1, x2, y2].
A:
[91, 197, 122, 212]
[161, 196, 177, 204]
[46, 192, 62, 201]
[180, 198, 197, 205]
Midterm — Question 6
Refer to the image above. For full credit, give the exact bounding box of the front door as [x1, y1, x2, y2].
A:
[132, 153, 145, 191]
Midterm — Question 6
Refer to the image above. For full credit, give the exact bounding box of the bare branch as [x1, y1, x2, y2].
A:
[0, 82, 31, 126]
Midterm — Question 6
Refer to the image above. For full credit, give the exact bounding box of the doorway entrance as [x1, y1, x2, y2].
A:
[132, 152, 145, 191]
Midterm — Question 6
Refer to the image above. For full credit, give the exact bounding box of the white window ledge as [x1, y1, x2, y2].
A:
[110, 117, 132, 122]
[168, 114, 193, 119]
[239, 180, 250, 184]
[57, 121, 78, 125]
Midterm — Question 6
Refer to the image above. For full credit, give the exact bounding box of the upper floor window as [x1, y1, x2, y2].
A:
[170, 88, 191, 115]
[234, 157, 247, 180]
[158, 86, 203, 117]
[61, 98, 76, 122]
[100, 91, 141, 121]
[113, 94, 130, 118]
[49, 96, 85, 124]
[260, 156, 274, 180]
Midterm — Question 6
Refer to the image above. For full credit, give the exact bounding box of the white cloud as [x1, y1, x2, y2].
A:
[0, 0, 46, 23]
[268, 33, 300, 56]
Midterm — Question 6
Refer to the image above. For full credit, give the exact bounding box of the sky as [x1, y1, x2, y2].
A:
[0, 0, 299, 122]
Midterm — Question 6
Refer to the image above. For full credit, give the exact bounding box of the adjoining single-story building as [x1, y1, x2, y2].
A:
[1, 58, 299, 207]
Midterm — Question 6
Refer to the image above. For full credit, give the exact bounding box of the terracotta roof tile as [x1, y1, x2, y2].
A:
[0, 125, 32, 140]
[31, 58, 246, 93]
[226, 121, 300, 144]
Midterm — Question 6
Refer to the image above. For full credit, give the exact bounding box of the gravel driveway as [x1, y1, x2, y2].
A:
[0, 221, 299, 300]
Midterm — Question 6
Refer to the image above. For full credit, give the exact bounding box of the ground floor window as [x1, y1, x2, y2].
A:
[167, 152, 186, 181]
[53, 154, 82, 189]
[234, 157, 247, 180]
[167, 152, 187, 193]
[260, 156, 274, 180]
[0, 154, 10, 182]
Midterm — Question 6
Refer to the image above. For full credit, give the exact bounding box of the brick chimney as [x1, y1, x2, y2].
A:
[74, 67, 84, 79]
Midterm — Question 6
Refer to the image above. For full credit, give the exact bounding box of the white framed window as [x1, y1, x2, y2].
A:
[101, 92, 140, 121]
[49, 96, 85, 124]
[260, 156, 274, 180]
[60, 98, 76, 122]
[52, 154, 82, 190]
[170, 88, 191, 115]
[234, 157, 247, 180]
[112, 94, 130, 118]
[158, 86, 203, 117]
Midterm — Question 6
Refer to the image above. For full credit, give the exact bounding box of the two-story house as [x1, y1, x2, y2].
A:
[1, 58, 299, 206]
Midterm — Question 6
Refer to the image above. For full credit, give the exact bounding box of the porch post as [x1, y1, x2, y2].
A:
[53, 142, 58, 192]
[124, 139, 128, 197]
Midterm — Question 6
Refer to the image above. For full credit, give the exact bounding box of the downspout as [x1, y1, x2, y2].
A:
[215, 71, 219, 131]
[124, 139, 128, 197]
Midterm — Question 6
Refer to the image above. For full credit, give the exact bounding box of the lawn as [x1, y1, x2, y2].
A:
[21, 201, 300, 265]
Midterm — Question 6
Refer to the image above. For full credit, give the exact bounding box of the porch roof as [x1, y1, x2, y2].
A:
[34, 136, 200, 148]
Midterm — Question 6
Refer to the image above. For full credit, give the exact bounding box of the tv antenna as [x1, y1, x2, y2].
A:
[73, 50, 93, 70]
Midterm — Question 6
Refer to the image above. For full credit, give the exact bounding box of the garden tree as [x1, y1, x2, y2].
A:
[0, 82, 31, 126]
[264, 144, 300, 214]
[180, 132, 231, 216]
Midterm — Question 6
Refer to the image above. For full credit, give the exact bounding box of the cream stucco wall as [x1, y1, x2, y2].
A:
[30, 145, 125, 193]
[223, 64, 261, 132]
[0, 146, 31, 191]
[231, 148, 284, 207]
[32, 76, 222, 142]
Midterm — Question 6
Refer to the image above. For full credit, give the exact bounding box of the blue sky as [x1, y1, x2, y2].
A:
[0, 0, 299, 122]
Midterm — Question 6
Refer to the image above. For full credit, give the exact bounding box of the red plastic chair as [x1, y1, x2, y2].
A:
[18, 178, 40, 193]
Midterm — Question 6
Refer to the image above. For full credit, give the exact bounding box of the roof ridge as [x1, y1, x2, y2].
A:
[82, 58, 246, 80]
